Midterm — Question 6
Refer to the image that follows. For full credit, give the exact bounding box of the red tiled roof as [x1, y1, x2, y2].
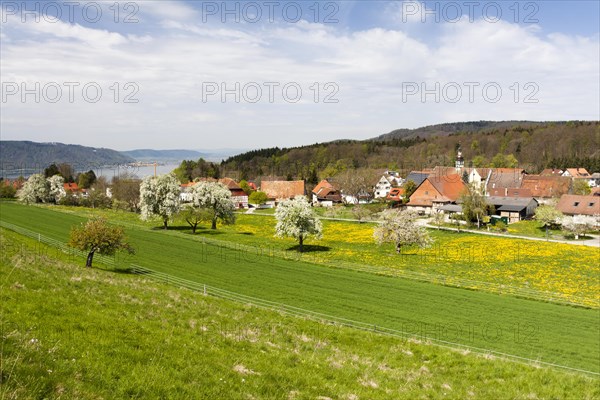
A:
[312, 179, 334, 195]
[408, 174, 466, 206]
[218, 177, 242, 190]
[556, 194, 600, 216]
[261, 180, 305, 200]
[521, 175, 571, 199]
[63, 183, 79, 191]
[193, 177, 243, 190]
[564, 168, 590, 178]
[428, 174, 467, 202]
[386, 188, 405, 201]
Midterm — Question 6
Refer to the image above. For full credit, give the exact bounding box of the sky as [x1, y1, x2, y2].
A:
[1, 0, 599, 151]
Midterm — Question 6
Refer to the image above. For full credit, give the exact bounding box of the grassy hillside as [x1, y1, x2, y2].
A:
[1, 228, 599, 399]
[1, 202, 599, 374]
[0, 141, 134, 171]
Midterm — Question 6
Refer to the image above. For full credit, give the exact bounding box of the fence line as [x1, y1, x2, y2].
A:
[0, 220, 116, 266]
[129, 263, 599, 377]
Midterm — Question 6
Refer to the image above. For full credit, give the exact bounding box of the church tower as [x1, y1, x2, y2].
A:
[455, 145, 464, 170]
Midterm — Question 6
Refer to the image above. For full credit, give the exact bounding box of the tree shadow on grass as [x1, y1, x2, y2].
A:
[237, 232, 254, 236]
[194, 228, 225, 236]
[111, 266, 136, 274]
[286, 244, 331, 253]
[157, 225, 190, 231]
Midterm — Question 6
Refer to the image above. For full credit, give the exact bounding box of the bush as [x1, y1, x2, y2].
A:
[81, 194, 112, 209]
[248, 191, 268, 205]
[492, 221, 507, 232]
[59, 194, 81, 206]
[0, 183, 17, 198]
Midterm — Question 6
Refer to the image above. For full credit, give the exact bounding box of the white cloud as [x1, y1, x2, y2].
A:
[1, 8, 598, 150]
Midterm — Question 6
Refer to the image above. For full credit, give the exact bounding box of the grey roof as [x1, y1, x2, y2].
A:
[497, 205, 528, 212]
[486, 196, 537, 208]
[437, 204, 463, 212]
[405, 172, 429, 187]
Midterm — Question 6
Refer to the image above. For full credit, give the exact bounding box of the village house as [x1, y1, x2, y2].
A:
[560, 167, 599, 189]
[373, 171, 404, 198]
[556, 194, 600, 217]
[520, 175, 571, 204]
[386, 187, 405, 203]
[260, 180, 305, 205]
[589, 173, 600, 188]
[179, 182, 195, 202]
[63, 182, 88, 198]
[485, 168, 526, 196]
[219, 178, 249, 209]
[312, 179, 342, 207]
[406, 174, 466, 215]
[561, 168, 590, 179]
[430, 166, 492, 189]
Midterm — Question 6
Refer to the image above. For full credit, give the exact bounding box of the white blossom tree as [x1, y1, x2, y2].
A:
[275, 196, 322, 252]
[535, 204, 563, 238]
[48, 175, 66, 204]
[139, 174, 181, 229]
[374, 209, 433, 254]
[561, 215, 595, 239]
[17, 174, 49, 204]
[188, 181, 236, 229]
[432, 210, 445, 230]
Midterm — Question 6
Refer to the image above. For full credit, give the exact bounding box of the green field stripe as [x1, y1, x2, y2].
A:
[129, 263, 599, 376]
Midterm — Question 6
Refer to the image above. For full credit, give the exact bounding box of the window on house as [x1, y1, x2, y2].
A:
[574, 202, 580, 206]
[589, 202, 595, 207]
[425, 191, 429, 195]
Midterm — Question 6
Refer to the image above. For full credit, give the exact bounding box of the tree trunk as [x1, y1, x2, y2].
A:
[545, 225, 549, 239]
[192, 224, 197, 234]
[396, 243, 402, 254]
[299, 235, 303, 253]
[211, 216, 217, 230]
[86, 250, 95, 267]
[163, 219, 168, 230]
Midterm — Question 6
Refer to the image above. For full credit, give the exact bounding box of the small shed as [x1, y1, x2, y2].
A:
[486, 196, 538, 223]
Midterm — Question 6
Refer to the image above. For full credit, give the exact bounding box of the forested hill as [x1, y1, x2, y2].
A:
[373, 121, 547, 141]
[0, 141, 134, 169]
[221, 121, 600, 181]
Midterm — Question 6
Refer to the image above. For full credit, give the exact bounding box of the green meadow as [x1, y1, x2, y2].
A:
[1, 201, 599, 375]
[1, 228, 599, 399]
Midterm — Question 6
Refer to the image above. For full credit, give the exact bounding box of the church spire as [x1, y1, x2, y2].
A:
[455, 143, 464, 169]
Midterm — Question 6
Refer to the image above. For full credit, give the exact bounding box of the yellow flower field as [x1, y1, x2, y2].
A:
[235, 216, 600, 308]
